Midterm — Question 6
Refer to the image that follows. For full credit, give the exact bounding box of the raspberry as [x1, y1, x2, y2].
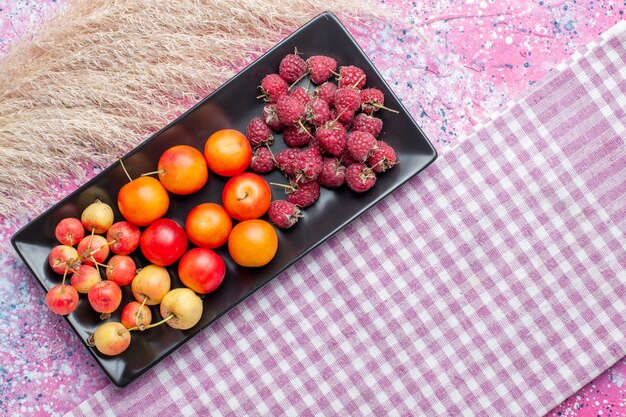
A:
[259, 74, 288, 103]
[293, 147, 323, 183]
[318, 158, 346, 188]
[307, 55, 337, 84]
[345, 163, 376, 193]
[334, 87, 361, 113]
[338, 65, 366, 89]
[352, 113, 383, 137]
[367, 140, 398, 172]
[290, 87, 312, 105]
[339, 149, 358, 166]
[268, 200, 302, 229]
[308, 135, 324, 154]
[275, 148, 301, 177]
[305, 98, 331, 127]
[263, 104, 285, 132]
[276, 95, 305, 126]
[315, 82, 337, 107]
[316, 121, 347, 156]
[245, 117, 274, 147]
[330, 107, 355, 127]
[360, 88, 397, 114]
[286, 180, 320, 207]
[283, 125, 311, 147]
[250, 147, 276, 174]
[347, 131, 377, 162]
[279, 53, 307, 83]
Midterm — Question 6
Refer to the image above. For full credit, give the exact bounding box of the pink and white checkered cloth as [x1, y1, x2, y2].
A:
[67, 22, 626, 416]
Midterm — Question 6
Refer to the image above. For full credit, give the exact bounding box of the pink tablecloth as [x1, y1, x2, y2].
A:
[65, 21, 626, 416]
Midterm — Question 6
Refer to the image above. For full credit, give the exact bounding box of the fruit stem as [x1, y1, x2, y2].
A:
[236, 191, 249, 201]
[374, 103, 399, 114]
[118, 158, 133, 182]
[140, 169, 165, 177]
[298, 121, 315, 139]
[288, 72, 308, 91]
[88, 227, 95, 248]
[89, 239, 117, 257]
[136, 297, 148, 331]
[127, 314, 175, 332]
[351, 74, 366, 89]
[61, 265, 69, 287]
[269, 182, 293, 190]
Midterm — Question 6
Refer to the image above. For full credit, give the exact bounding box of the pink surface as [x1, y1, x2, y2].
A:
[1, 1, 625, 416]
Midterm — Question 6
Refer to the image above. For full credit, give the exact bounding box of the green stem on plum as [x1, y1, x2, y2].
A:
[118, 158, 133, 182]
[140, 169, 165, 177]
[126, 314, 174, 332]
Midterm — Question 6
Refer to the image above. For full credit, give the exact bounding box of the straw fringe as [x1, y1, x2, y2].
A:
[0, 0, 390, 216]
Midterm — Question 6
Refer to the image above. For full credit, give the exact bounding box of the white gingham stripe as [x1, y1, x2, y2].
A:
[67, 22, 626, 416]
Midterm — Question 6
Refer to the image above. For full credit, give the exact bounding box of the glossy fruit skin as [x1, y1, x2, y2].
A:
[178, 248, 226, 294]
[118, 176, 169, 226]
[222, 173, 271, 221]
[157, 145, 208, 195]
[45, 285, 79, 315]
[228, 219, 278, 267]
[107, 221, 141, 255]
[77, 235, 109, 266]
[159, 288, 203, 330]
[48, 245, 80, 274]
[131, 264, 171, 305]
[203, 129, 252, 177]
[185, 203, 232, 249]
[55, 218, 85, 246]
[139, 219, 188, 266]
[93, 322, 131, 356]
[120, 301, 153, 329]
[106, 255, 137, 286]
[70, 264, 101, 294]
[81, 201, 114, 234]
[88, 280, 122, 314]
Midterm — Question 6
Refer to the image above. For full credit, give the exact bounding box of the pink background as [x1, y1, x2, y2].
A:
[0, 0, 624, 416]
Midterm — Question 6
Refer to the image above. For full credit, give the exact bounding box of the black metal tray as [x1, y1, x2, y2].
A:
[11, 11, 437, 387]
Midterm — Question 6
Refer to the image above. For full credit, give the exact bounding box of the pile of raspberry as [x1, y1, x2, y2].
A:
[245, 50, 398, 230]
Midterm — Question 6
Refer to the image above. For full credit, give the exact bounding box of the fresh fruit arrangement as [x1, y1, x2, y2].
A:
[42, 48, 398, 358]
[44, 135, 273, 357]
[248, 49, 398, 229]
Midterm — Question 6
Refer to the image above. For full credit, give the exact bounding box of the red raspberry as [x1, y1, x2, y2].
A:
[307, 55, 337, 84]
[279, 53, 307, 83]
[367, 140, 398, 172]
[316, 121, 346, 156]
[263, 104, 285, 132]
[339, 149, 358, 166]
[334, 87, 361, 113]
[276, 95, 305, 126]
[293, 148, 323, 183]
[338, 65, 366, 89]
[245, 117, 273, 147]
[250, 147, 276, 173]
[305, 98, 331, 127]
[360, 88, 397, 114]
[275, 148, 301, 177]
[352, 113, 383, 137]
[290, 87, 312, 105]
[347, 131, 377, 162]
[345, 163, 376, 193]
[259, 74, 288, 103]
[308, 135, 324, 154]
[268, 200, 302, 229]
[318, 158, 346, 188]
[283, 125, 312, 147]
[286, 180, 320, 207]
[330, 107, 355, 127]
[315, 82, 337, 107]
